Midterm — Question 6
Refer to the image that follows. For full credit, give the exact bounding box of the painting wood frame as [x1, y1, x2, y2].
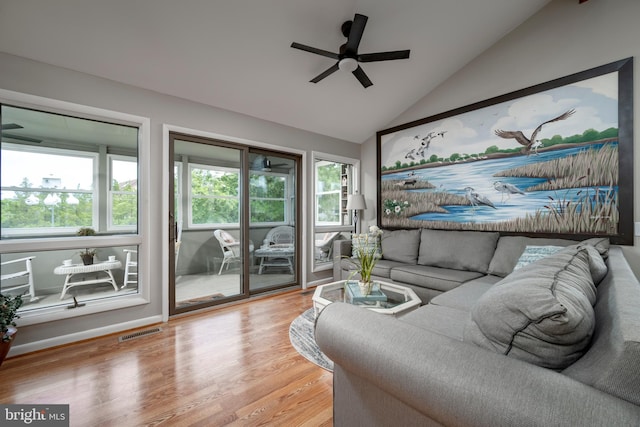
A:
[377, 58, 633, 244]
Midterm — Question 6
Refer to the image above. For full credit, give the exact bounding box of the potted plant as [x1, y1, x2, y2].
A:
[0, 293, 23, 367]
[77, 227, 97, 265]
[349, 226, 383, 295]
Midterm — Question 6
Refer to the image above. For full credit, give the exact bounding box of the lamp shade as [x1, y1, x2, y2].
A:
[346, 194, 367, 210]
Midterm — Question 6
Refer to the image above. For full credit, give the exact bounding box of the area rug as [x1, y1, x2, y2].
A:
[289, 308, 333, 372]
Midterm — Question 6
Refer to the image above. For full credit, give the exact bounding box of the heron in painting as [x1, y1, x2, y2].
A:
[493, 181, 525, 202]
[464, 187, 496, 212]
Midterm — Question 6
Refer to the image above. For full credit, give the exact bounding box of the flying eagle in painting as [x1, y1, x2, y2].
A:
[494, 109, 575, 155]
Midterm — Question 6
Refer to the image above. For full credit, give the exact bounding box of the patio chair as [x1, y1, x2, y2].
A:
[315, 232, 341, 261]
[263, 225, 294, 247]
[1, 256, 38, 301]
[122, 249, 138, 288]
[213, 230, 254, 275]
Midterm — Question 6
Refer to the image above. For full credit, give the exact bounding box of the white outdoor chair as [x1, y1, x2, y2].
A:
[122, 249, 138, 288]
[1, 256, 38, 301]
[213, 230, 254, 275]
[315, 232, 341, 261]
[264, 225, 294, 247]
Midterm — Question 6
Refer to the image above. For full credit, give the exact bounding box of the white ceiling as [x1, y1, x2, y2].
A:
[0, 0, 551, 144]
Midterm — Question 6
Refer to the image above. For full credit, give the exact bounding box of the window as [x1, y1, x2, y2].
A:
[250, 172, 287, 224]
[315, 161, 343, 226]
[313, 153, 359, 271]
[108, 155, 137, 230]
[189, 164, 239, 226]
[1, 145, 97, 236]
[0, 100, 148, 321]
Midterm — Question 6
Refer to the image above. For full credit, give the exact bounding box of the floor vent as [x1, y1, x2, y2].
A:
[118, 327, 163, 343]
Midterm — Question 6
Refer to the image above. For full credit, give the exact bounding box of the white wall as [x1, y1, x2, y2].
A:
[0, 52, 360, 351]
[360, 0, 640, 275]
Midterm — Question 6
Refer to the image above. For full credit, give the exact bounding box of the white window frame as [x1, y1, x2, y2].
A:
[249, 170, 289, 226]
[312, 151, 360, 272]
[1, 143, 99, 237]
[314, 160, 343, 227]
[0, 88, 151, 326]
[107, 154, 138, 232]
[187, 163, 240, 229]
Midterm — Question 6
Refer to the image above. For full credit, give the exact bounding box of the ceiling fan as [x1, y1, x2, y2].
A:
[291, 13, 410, 88]
[0, 122, 42, 143]
[251, 155, 289, 172]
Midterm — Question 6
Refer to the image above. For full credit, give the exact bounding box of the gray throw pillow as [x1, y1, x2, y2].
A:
[417, 229, 499, 273]
[464, 245, 597, 370]
[380, 229, 420, 264]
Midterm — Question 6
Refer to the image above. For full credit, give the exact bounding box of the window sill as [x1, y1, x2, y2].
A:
[16, 293, 150, 327]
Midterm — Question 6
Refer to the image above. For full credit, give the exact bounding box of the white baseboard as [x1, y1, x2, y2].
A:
[9, 315, 164, 357]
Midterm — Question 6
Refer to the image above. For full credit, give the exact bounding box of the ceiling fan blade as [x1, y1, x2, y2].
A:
[310, 63, 340, 83]
[2, 133, 42, 143]
[1, 123, 24, 130]
[291, 42, 339, 60]
[352, 66, 373, 88]
[344, 14, 368, 54]
[358, 50, 411, 62]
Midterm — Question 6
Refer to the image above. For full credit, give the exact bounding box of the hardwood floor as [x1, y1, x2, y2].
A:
[0, 290, 333, 426]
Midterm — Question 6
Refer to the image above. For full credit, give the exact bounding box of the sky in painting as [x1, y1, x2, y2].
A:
[380, 72, 618, 168]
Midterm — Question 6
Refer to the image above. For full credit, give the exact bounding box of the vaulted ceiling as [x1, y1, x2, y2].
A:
[0, 0, 551, 143]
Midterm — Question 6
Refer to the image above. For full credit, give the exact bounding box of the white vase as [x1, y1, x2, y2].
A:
[358, 281, 373, 296]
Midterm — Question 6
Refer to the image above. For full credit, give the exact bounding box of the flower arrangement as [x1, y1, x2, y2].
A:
[349, 226, 383, 295]
[383, 199, 410, 216]
[0, 293, 23, 343]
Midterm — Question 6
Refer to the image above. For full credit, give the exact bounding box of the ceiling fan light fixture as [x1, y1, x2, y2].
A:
[338, 58, 358, 72]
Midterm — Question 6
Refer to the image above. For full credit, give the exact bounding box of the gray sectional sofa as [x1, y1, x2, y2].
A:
[319, 229, 640, 426]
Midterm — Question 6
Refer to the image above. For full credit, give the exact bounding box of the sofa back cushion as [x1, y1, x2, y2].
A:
[417, 229, 499, 273]
[464, 245, 599, 370]
[381, 229, 421, 264]
[488, 236, 580, 277]
[562, 246, 640, 406]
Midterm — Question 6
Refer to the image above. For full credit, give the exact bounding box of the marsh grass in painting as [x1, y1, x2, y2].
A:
[381, 144, 618, 235]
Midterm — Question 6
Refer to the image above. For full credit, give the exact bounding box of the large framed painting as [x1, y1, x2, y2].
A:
[377, 58, 633, 244]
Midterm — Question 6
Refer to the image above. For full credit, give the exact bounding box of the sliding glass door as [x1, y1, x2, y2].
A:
[248, 150, 299, 292]
[169, 134, 300, 315]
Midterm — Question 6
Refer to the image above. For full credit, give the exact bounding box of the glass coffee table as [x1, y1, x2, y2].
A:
[312, 280, 421, 318]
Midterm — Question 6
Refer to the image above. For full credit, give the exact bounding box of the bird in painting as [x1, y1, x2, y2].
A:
[494, 109, 575, 156]
[493, 181, 525, 202]
[405, 148, 416, 160]
[464, 187, 496, 212]
[530, 139, 543, 155]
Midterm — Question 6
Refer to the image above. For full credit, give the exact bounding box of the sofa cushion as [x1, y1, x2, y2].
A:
[430, 275, 502, 312]
[381, 229, 421, 264]
[561, 247, 640, 406]
[464, 245, 597, 370]
[417, 229, 499, 273]
[513, 245, 563, 270]
[487, 236, 579, 277]
[390, 265, 484, 293]
[400, 305, 471, 341]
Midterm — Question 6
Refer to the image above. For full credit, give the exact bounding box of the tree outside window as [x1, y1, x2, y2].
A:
[190, 166, 239, 225]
